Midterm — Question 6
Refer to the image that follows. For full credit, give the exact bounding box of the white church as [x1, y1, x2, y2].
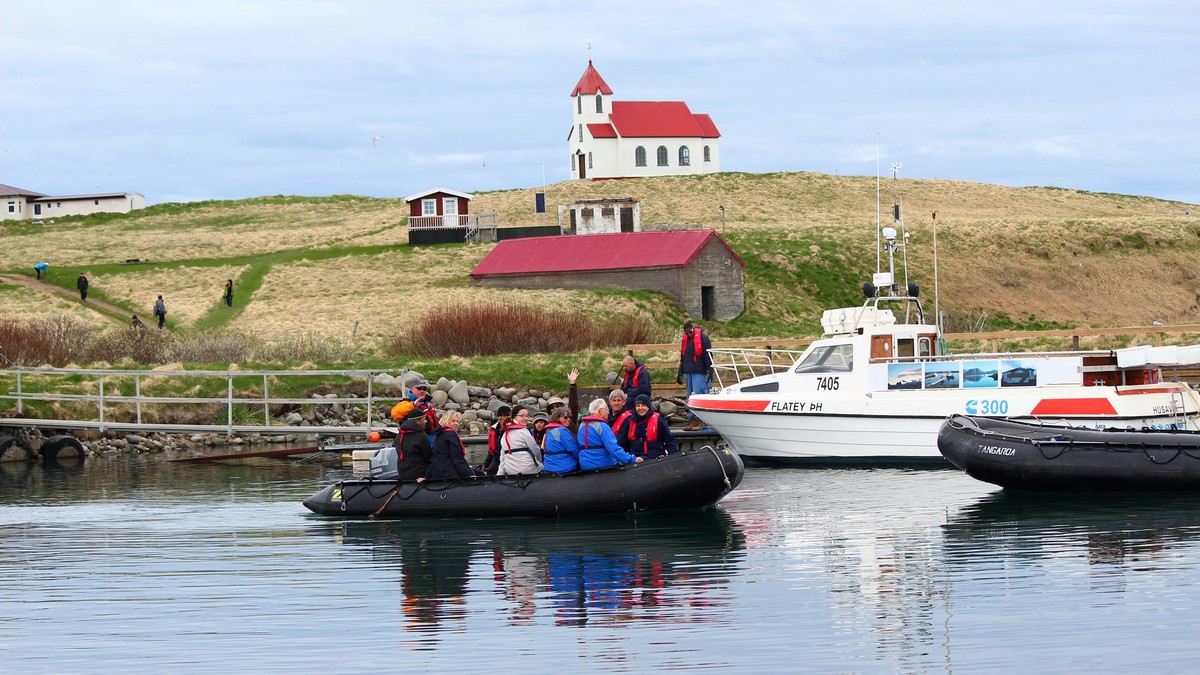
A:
[568, 61, 721, 180]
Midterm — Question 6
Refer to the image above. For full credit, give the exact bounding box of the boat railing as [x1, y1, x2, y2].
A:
[708, 347, 806, 388]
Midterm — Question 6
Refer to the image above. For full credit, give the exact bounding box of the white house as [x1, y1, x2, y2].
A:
[568, 61, 721, 180]
[1, 183, 145, 221]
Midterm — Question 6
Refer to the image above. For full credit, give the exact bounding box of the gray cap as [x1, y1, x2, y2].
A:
[410, 376, 429, 389]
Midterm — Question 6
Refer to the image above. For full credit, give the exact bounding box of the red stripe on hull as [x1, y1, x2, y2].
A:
[689, 398, 771, 412]
[1029, 398, 1118, 415]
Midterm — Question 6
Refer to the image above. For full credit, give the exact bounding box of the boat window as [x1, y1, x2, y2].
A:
[918, 337, 932, 359]
[896, 339, 916, 361]
[793, 344, 854, 373]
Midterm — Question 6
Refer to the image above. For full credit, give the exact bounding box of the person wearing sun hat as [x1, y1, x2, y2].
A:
[391, 401, 433, 481]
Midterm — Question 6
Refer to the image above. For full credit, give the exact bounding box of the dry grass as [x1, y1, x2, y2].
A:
[0, 282, 112, 328]
[89, 265, 250, 328]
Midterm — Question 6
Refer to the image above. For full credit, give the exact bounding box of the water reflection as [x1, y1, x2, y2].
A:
[944, 490, 1200, 566]
[310, 509, 746, 638]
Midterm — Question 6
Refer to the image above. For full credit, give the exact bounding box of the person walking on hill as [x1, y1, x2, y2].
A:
[153, 295, 167, 330]
[677, 322, 713, 431]
[34, 262, 48, 280]
[223, 279, 234, 308]
[76, 273, 89, 302]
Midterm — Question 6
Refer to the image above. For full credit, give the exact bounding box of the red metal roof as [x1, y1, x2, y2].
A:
[570, 60, 613, 96]
[470, 230, 743, 277]
[609, 101, 721, 138]
[586, 123, 617, 138]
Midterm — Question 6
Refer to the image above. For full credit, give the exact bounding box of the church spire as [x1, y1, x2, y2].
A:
[570, 60, 613, 97]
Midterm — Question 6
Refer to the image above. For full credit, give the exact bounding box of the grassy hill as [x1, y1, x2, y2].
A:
[3, 172, 1198, 352]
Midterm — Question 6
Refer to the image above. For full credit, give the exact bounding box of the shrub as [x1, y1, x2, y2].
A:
[0, 316, 93, 366]
[389, 301, 657, 357]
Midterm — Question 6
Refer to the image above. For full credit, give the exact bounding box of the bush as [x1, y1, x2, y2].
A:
[0, 316, 93, 366]
[388, 301, 658, 357]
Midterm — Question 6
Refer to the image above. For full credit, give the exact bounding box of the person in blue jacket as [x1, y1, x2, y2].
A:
[541, 406, 580, 474]
[577, 398, 642, 471]
[623, 394, 677, 460]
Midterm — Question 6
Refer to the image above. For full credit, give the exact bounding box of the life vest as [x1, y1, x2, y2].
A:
[579, 415, 608, 449]
[623, 364, 646, 389]
[503, 423, 535, 456]
[543, 423, 570, 454]
[681, 329, 703, 362]
[627, 413, 661, 455]
[610, 409, 632, 432]
[394, 426, 412, 460]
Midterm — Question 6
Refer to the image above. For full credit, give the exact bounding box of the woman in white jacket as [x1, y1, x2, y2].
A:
[496, 407, 544, 476]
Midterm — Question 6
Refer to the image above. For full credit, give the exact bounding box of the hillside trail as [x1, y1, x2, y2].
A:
[0, 274, 129, 326]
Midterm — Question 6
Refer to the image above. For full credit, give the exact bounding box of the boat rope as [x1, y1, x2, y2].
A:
[369, 489, 399, 519]
[703, 444, 732, 490]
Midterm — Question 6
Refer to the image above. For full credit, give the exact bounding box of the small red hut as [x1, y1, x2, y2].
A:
[404, 187, 473, 228]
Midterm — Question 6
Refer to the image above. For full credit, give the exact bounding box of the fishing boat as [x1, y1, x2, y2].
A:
[688, 227, 1200, 464]
[937, 414, 1200, 490]
[302, 445, 744, 518]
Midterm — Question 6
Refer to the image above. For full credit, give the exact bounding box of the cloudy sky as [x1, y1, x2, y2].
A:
[3, 1, 1198, 205]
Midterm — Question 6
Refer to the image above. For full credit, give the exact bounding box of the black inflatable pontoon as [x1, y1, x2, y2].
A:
[303, 445, 745, 517]
[938, 414, 1200, 491]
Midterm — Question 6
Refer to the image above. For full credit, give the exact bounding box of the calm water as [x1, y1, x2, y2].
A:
[5, 456, 1200, 673]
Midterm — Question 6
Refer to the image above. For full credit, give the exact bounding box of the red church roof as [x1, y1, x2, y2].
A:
[609, 101, 721, 139]
[470, 230, 743, 278]
[570, 60, 613, 96]
[586, 123, 617, 138]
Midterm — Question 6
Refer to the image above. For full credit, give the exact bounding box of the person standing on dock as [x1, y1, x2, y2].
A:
[620, 355, 651, 412]
[76, 273, 89, 301]
[677, 322, 712, 431]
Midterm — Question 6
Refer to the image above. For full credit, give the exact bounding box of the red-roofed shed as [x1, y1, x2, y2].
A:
[470, 230, 744, 321]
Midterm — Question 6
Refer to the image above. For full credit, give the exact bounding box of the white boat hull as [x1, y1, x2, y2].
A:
[690, 383, 1200, 463]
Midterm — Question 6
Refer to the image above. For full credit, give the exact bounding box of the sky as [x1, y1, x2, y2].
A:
[2, 1, 1198, 206]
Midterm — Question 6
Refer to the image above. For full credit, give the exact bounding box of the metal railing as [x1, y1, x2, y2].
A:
[0, 367, 409, 436]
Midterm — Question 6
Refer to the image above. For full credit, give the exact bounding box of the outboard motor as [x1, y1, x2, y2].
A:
[369, 447, 399, 479]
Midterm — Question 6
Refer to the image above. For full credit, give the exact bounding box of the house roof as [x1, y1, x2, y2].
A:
[608, 101, 721, 139]
[0, 183, 47, 198]
[470, 230, 744, 277]
[586, 123, 618, 139]
[404, 187, 474, 202]
[570, 60, 613, 96]
[31, 192, 140, 201]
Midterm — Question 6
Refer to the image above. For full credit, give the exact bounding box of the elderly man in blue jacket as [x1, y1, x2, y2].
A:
[577, 398, 642, 470]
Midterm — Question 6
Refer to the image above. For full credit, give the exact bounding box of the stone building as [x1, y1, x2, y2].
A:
[469, 229, 744, 321]
[558, 197, 640, 234]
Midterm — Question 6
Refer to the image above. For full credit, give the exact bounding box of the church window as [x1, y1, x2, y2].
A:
[595, 94, 603, 113]
[571, 154, 576, 171]
[679, 146, 690, 166]
[704, 145, 711, 162]
[577, 96, 582, 114]
[657, 146, 669, 166]
[635, 146, 646, 167]
[579, 124, 584, 142]
[588, 152, 593, 169]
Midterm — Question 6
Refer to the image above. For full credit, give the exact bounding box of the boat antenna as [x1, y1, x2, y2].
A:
[875, 134, 881, 274]
[891, 161, 909, 294]
[932, 210, 941, 331]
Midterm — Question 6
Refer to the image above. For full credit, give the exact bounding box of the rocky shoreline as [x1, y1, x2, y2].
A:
[0, 368, 689, 462]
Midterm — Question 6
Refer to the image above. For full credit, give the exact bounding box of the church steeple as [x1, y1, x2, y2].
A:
[570, 60, 613, 97]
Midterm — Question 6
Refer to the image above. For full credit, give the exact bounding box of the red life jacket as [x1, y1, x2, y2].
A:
[503, 423, 534, 455]
[541, 422, 567, 449]
[579, 415, 608, 449]
[394, 427, 412, 460]
[627, 413, 661, 454]
[681, 329, 703, 363]
[623, 364, 646, 389]
[610, 409, 632, 432]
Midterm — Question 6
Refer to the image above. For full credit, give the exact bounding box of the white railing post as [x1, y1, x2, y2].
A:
[98, 374, 106, 432]
[15, 368, 22, 415]
[366, 372, 373, 432]
[135, 374, 142, 425]
[263, 374, 270, 427]
[227, 373, 233, 435]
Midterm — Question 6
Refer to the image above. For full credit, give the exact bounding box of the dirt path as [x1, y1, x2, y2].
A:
[0, 274, 129, 326]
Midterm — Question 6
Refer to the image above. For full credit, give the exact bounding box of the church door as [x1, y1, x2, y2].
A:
[577, 152, 586, 179]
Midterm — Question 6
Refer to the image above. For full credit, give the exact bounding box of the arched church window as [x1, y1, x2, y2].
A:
[595, 94, 603, 113]
[577, 96, 582, 114]
[657, 146, 669, 166]
[588, 152, 593, 169]
[679, 146, 690, 166]
[635, 146, 647, 167]
[704, 145, 711, 162]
